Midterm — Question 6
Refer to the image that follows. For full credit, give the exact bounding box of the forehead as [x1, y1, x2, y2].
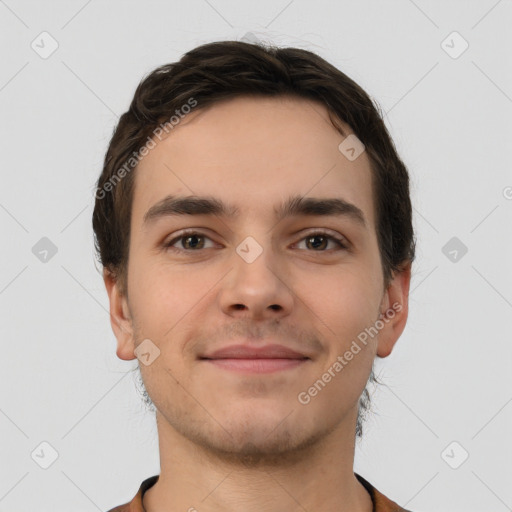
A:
[131, 95, 375, 230]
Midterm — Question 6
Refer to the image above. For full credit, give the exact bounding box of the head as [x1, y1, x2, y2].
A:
[93, 41, 415, 457]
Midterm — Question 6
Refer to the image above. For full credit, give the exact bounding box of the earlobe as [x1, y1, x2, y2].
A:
[376, 262, 412, 358]
[103, 269, 136, 361]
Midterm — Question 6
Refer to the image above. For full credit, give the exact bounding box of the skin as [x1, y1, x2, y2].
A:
[104, 95, 411, 512]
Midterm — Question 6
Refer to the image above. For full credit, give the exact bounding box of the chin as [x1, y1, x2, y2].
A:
[203, 423, 327, 468]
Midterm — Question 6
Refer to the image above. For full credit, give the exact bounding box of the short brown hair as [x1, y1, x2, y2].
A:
[93, 40, 415, 296]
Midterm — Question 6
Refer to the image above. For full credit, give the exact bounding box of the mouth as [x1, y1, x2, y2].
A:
[199, 343, 310, 374]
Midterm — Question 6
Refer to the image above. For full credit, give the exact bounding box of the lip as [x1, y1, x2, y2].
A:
[200, 343, 309, 360]
[199, 343, 310, 374]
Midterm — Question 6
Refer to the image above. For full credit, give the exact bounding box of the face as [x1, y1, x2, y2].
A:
[105, 95, 410, 461]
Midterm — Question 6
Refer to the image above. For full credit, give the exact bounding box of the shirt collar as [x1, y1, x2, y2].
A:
[118, 472, 410, 512]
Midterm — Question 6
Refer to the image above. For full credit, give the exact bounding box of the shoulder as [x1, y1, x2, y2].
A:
[105, 505, 130, 512]
[104, 475, 159, 512]
[355, 472, 414, 512]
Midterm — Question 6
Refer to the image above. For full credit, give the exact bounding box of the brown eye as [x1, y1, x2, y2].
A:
[297, 231, 348, 251]
[305, 234, 328, 250]
[164, 231, 214, 252]
[180, 234, 205, 250]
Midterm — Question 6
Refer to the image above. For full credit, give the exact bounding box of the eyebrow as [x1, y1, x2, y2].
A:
[142, 194, 367, 228]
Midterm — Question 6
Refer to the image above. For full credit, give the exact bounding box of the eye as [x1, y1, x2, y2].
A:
[163, 230, 216, 252]
[162, 229, 349, 254]
[294, 231, 349, 251]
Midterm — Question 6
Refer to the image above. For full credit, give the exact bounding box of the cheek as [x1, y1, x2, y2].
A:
[296, 270, 378, 412]
[301, 276, 380, 391]
[301, 265, 380, 344]
[127, 257, 198, 338]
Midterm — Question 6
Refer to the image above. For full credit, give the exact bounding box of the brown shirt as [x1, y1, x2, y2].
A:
[106, 473, 413, 512]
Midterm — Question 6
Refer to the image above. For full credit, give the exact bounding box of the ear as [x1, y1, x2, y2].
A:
[376, 261, 412, 358]
[103, 269, 136, 361]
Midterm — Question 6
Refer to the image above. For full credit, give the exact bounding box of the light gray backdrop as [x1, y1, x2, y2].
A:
[1, 1, 511, 511]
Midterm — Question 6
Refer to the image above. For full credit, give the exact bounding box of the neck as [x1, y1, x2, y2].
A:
[143, 411, 373, 512]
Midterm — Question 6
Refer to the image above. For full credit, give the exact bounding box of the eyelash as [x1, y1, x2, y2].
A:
[163, 229, 349, 253]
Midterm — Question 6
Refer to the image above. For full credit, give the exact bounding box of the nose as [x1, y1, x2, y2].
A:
[218, 240, 295, 321]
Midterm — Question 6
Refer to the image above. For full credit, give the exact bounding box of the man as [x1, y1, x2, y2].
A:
[93, 40, 416, 512]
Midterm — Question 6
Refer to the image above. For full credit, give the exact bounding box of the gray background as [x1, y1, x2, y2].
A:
[1, 1, 511, 511]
